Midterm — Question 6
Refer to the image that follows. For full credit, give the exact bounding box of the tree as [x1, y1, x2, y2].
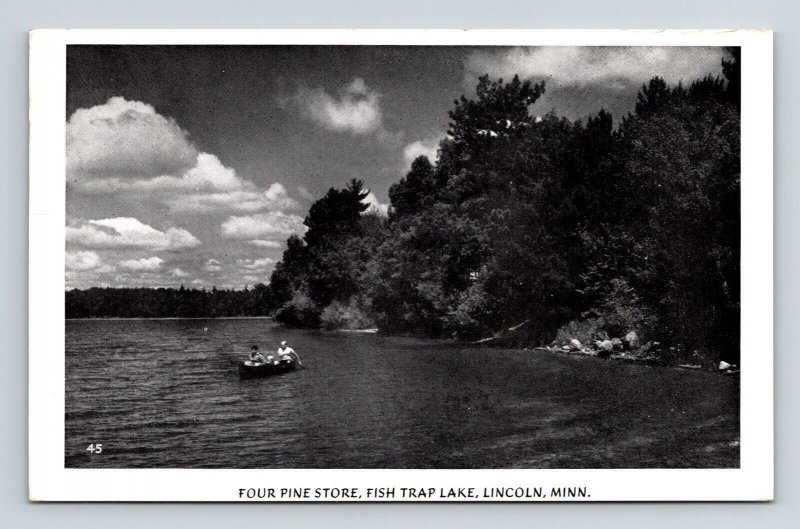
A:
[303, 178, 370, 246]
[270, 179, 381, 328]
[389, 155, 439, 217]
[269, 234, 309, 307]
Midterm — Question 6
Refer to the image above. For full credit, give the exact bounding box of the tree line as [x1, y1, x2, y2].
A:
[268, 50, 741, 363]
[66, 285, 276, 318]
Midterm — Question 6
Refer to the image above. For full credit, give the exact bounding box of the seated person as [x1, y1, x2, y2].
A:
[248, 345, 268, 365]
[277, 341, 303, 367]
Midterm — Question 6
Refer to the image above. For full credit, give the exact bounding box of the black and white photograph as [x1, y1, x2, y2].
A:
[28, 29, 773, 501]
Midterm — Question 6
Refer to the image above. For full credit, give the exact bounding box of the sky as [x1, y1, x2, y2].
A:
[65, 45, 731, 290]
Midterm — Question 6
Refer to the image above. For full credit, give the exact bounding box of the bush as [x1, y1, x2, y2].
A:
[554, 318, 605, 345]
[275, 289, 321, 328]
[444, 280, 493, 340]
[584, 278, 656, 339]
[319, 298, 376, 330]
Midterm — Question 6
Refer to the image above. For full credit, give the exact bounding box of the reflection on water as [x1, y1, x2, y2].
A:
[65, 319, 739, 468]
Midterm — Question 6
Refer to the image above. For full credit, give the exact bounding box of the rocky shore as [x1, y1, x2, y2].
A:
[539, 331, 740, 375]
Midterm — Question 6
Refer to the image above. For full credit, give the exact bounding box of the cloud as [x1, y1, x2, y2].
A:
[119, 256, 165, 272]
[294, 78, 383, 135]
[79, 172, 302, 214]
[465, 47, 728, 91]
[65, 251, 116, 289]
[236, 258, 275, 271]
[166, 190, 271, 213]
[264, 182, 300, 210]
[403, 137, 441, 166]
[249, 240, 282, 248]
[203, 259, 222, 273]
[66, 250, 102, 271]
[296, 186, 315, 201]
[68, 98, 301, 214]
[221, 211, 306, 240]
[66, 217, 200, 250]
[364, 192, 389, 217]
[76, 151, 242, 194]
[171, 268, 189, 278]
[164, 180, 299, 213]
[77, 151, 300, 214]
[67, 96, 198, 179]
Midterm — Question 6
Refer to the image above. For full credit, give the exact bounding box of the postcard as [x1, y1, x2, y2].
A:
[29, 29, 773, 501]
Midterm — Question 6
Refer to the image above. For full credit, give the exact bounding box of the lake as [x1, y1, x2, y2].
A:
[65, 318, 739, 468]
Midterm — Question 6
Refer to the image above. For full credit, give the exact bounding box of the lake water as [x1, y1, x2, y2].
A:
[65, 318, 739, 468]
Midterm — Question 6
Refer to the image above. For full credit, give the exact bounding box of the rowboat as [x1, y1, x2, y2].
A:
[238, 359, 297, 379]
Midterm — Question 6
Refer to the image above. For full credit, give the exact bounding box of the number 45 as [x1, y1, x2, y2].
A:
[86, 443, 103, 454]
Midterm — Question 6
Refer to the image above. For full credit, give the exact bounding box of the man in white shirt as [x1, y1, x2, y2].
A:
[277, 340, 303, 367]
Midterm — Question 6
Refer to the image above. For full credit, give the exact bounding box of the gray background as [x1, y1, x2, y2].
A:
[2, 1, 796, 527]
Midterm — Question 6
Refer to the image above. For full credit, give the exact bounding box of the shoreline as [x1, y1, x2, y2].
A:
[528, 346, 739, 376]
[65, 318, 738, 376]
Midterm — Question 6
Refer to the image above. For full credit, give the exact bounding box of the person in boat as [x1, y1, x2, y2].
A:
[248, 345, 268, 365]
[277, 340, 303, 367]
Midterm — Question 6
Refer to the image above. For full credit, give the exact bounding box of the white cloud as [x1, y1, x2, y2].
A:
[65, 251, 116, 289]
[182, 152, 242, 191]
[264, 182, 300, 210]
[68, 98, 300, 215]
[165, 180, 299, 213]
[294, 77, 383, 135]
[77, 151, 300, 214]
[67, 96, 198, 179]
[66, 250, 102, 271]
[403, 137, 441, 166]
[78, 151, 242, 194]
[364, 192, 389, 217]
[171, 268, 189, 278]
[465, 47, 728, 91]
[296, 186, 315, 201]
[166, 190, 270, 213]
[236, 257, 275, 272]
[119, 256, 164, 272]
[242, 275, 262, 284]
[75, 151, 241, 195]
[221, 211, 306, 240]
[249, 239, 282, 248]
[203, 259, 222, 273]
[66, 217, 200, 250]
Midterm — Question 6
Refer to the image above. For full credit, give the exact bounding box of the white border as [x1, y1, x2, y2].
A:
[29, 29, 773, 502]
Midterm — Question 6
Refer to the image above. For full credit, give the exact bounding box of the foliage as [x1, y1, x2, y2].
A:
[554, 319, 606, 346]
[581, 279, 656, 339]
[65, 284, 275, 318]
[388, 156, 441, 218]
[319, 298, 376, 330]
[268, 179, 386, 328]
[274, 289, 320, 328]
[263, 52, 741, 362]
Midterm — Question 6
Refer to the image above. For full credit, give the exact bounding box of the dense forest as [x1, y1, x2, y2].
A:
[268, 50, 741, 363]
[68, 51, 741, 364]
[66, 285, 275, 318]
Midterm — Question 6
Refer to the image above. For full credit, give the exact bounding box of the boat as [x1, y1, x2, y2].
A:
[238, 359, 297, 379]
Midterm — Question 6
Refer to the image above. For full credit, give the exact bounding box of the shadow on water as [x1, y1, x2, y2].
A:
[65, 319, 739, 468]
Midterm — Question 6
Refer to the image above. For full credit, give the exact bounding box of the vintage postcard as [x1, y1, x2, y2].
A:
[29, 29, 773, 501]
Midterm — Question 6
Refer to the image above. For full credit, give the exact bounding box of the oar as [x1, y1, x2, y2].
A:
[288, 351, 306, 369]
[294, 353, 306, 369]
